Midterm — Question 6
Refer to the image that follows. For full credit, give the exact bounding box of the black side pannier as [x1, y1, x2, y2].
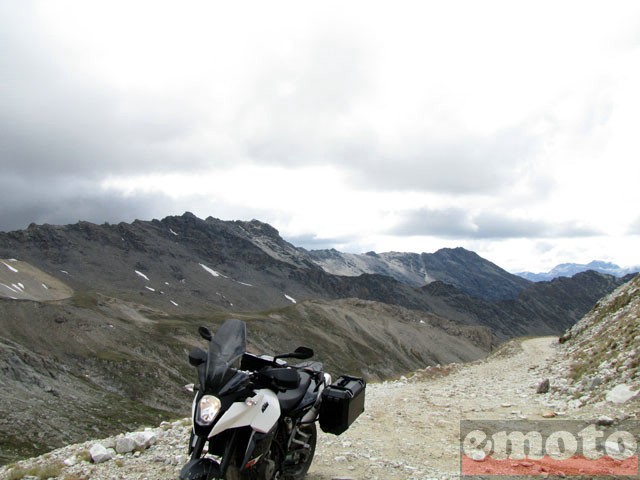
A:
[319, 375, 366, 435]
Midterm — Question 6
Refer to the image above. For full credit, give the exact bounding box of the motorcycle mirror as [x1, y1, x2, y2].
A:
[293, 346, 314, 359]
[184, 383, 195, 393]
[198, 326, 213, 341]
[274, 346, 314, 362]
[188, 347, 207, 366]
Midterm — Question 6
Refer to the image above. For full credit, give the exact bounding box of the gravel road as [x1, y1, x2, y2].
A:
[308, 337, 561, 479]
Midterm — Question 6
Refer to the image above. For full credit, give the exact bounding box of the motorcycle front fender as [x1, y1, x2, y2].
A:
[179, 457, 221, 480]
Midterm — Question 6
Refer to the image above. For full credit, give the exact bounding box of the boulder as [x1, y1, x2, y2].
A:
[536, 379, 550, 394]
[606, 384, 639, 404]
[115, 436, 137, 454]
[596, 415, 615, 426]
[89, 443, 113, 464]
[131, 430, 158, 450]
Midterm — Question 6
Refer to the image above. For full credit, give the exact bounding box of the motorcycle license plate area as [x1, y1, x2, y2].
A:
[319, 375, 366, 435]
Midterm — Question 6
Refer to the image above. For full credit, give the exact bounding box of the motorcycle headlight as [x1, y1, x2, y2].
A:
[196, 395, 221, 426]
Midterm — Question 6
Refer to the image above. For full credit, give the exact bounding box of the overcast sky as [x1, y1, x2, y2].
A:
[1, 1, 639, 273]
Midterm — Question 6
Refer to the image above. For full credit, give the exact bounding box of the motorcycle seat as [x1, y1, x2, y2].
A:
[277, 371, 312, 412]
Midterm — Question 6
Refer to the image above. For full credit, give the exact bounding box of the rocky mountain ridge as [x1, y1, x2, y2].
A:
[0, 213, 627, 337]
[306, 247, 531, 300]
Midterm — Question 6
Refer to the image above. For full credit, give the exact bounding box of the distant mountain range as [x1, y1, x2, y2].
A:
[516, 261, 640, 282]
[306, 249, 639, 285]
[0, 213, 632, 338]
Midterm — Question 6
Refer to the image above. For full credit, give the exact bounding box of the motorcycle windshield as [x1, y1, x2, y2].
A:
[204, 319, 246, 391]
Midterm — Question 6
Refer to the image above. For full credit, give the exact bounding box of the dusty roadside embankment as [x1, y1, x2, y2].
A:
[2, 336, 638, 480]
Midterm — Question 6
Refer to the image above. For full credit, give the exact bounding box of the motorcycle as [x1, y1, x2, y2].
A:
[179, 318, 365, 480]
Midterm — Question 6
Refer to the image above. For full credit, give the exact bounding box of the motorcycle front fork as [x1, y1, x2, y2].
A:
[189, 432, 206, 459]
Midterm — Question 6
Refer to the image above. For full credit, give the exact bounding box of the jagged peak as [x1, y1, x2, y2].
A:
[234, 219, 281, 238]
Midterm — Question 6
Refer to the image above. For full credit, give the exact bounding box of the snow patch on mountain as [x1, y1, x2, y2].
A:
[2, 261, 19, 273]
[0, 259, 74, 301]
[199, 263, 222, 277]
[135, 270, 150, 281]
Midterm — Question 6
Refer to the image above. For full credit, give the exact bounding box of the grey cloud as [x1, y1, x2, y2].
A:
[473, 212, 601, 239]
[0, 5, 215, 180]
[213, 22, 549, 196]
[0, 3, 232, 230]
[0, 174, 179, 232]
[393, 207, 475, 237]
[234, 64, 546, 196]
[0, 168, 289, 232]
[235, 32, 373, 166]
[348, 131, 538, 194]
[1, 4, 548, 203]
[0, 3, 619, 241]
[1, 70, 209, 178]
[393, 208, 602, 240]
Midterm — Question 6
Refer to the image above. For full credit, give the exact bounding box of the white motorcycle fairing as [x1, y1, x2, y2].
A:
[208, 389, 281, 438]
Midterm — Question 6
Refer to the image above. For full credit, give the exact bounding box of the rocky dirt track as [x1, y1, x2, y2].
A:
[310, 337, 563, 479]
[2, 336, 638, 480]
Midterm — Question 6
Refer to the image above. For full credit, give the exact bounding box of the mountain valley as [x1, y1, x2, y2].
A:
[0, 212, 634, 465]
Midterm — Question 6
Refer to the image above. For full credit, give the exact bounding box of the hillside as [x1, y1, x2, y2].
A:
[419, 270, 628, 338]
[0, 259, 73, 301]
[545, 273, 640, 405]
[0, 294, 491, 465]
[0, 214, 326, 312]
